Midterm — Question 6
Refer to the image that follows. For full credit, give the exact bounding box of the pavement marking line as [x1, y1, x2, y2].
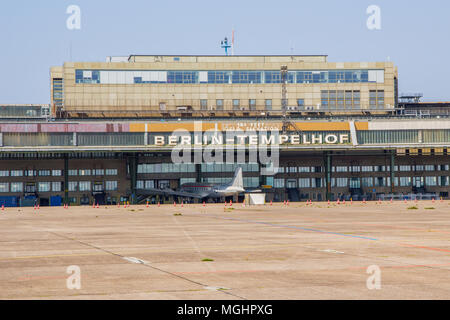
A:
[181, 213, 450, 273]
[45, 230, 247, 300]
[171, 215, 215, 272]
[351, 222, 450, 235]
[399, 243, 450, 253]
[194, 215, 379, 241]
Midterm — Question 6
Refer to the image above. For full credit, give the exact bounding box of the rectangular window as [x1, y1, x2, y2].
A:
[362, 177, 373, 187]
[249, 99, 256, 110]
[265, 99, 272, 110]
[38, 182, 51, 192]
[232, 99, 240, 110]
[274, 179, 285, 188]
[52, 182, 62, 192]
[333, 166, 348, 172]
[39, 170, 51, 176]
[200, 99, 208, 110]
[93, 169, 104, 176]
[400, 177, 411, 187]
[52, 170, 62, 176]
[79, 181, 91, 191]
[0, 170, 9, 177]
[297, 99, 305, 107]
[68, 181, 77, 192]
[105, 181, 118, 191]
[425, 176, 437, 186]
[79, 169, 91, 176]
[106, 169, 118, 176]
[216, 99, 224, 110]
[349, 178, 361, 188]
[68, 169, 78, 176]
[336, 178, 348, 187]
[10, 182, 23, 192]
[0, 183, 9, 193]
[24, 170, 36, 177]
[298, 178, 310, 188]
[10, 170, 23, 177]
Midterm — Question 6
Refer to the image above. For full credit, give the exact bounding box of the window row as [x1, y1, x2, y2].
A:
[266, 176, 450, 188]
[0, 181, 119, 193]
[75, 69, 384, 85]
[68, 169, 118, 176]
[0, 169, 118, 177]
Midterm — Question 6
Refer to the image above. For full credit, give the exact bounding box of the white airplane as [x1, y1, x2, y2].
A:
[138, 167, 245, 199]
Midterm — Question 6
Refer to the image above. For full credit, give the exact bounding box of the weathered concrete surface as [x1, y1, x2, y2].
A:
[0, 201, 449, 300]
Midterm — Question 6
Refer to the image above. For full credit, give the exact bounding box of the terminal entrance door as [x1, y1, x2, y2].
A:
[414, 177, 424, 188]
[286, 179, 297, 189]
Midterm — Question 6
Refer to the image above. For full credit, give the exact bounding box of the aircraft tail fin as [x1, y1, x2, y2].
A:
[230, 167, 244, 189]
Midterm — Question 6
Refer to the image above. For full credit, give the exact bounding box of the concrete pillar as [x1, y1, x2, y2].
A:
[390, 150, 395, 193]
[64, 154, 69, 205]
[73, 132, 77, 146]
[324, 151, 332, 201]
[195, 163, 202, 183]
[0, 132, 3, 147]
[129, 154, 138, 204]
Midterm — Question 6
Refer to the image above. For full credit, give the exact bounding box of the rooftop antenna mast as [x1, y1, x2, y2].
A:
[220, 37, 231, 56]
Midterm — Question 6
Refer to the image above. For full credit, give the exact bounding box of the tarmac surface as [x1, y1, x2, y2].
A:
[0, 200, 449, 300]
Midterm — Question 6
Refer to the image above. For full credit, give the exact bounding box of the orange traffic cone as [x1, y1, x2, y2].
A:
[158, 202, 160, 207]
[229, 200, 232, 206]
[203, 201, 205, 207]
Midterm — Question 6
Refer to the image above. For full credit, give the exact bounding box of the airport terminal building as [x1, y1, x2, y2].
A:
[0, 55, 448, 206]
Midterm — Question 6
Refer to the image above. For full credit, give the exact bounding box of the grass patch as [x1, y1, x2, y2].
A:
[174, 213, 182, 216]
[407, 206, 418, 210]
[202, 258, 214, 262]
[224, 208, 235, 212]
[425, 207, 435, 210]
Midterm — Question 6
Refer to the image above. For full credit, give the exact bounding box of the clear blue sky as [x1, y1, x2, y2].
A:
[0, 0, 449, 104]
